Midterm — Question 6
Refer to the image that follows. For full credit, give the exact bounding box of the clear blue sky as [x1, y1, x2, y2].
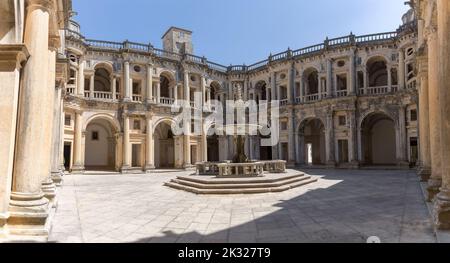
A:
[72, 0, 410, 65]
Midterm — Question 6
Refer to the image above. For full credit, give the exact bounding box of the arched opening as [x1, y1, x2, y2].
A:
[255, 81, 268, 102]
[207, 126, 219, 162]
[160, 74, 171, 99]
[367, 57, 388, 87]
[304, 68, 319, 95]
[154, 122, 175, 168]
[85, 118, 117, 171]
[259, 134, 273, 161]
[361, 112, 396, 165]
[298, 118, 326, 165]
[94, 68, 111, 92]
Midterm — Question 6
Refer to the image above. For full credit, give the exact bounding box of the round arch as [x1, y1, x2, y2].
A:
[360, 111, 397, 165]
[296, 117, 326, 165]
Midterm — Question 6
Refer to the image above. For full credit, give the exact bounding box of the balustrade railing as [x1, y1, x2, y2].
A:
[406, 79, 417, 89]
[159, 97, 174, 105]
[280, 99, 289, 106]
[132, 94, 143, 102]
[336, 90, 348, 97]
[84, 91, 90, 98]
[355, 32, 397, 44]
[66, 85, 75, 94]
[295, 97, 302, 104]
[93, 91, 113, 100]
[304, 94, 320, 102]
[360, 86, 389, 95]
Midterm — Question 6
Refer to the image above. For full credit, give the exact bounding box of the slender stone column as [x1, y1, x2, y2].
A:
[434, 0, 450, 229]
[287, 112, 296, 165]
[111, 75, 116, 101]
[325, 112, 336, 167]
[123, 61, 131, 101]
[396, 106, 409, 166]
[41, 46, 57, 205]
[183, 70, 192, 168]
[8, 0, 53, 235]
[201, 75, 206, 106]
[299, 74, 304, 102]
[270, 72, 276, 100]
[243, 79, 248, 101]
[202, 120, 208, 162]
[88, 74, 94, 98]
[146, 64, 153, 103]
[387, 65, 392, 92]
[121, 114, 131, 172]
[145, 115, 154, 172]
[348, 110, 359, 167]
[349, 50, 356, 95]
[77, 58, 85, 96]
[0, 45, 29, 236]
[50, 80, 64, 186]
[417, 55, 431, 181]
[398, 49, 406, 90]
[427, 26, 443, 200]
[156, 81, 161, 104]
[326, 59, 333, 97]
[72, 111, 85, 172]
[363, 69, 368, 94]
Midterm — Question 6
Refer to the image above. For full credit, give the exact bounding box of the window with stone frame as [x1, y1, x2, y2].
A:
[338, 115, 347, 126]
[133, 120, 141, 130]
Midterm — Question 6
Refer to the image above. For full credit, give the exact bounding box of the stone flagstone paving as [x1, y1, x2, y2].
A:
[48, 169, 437, 243]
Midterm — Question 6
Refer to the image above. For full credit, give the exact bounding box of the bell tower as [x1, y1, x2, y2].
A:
[162, 27, 193, 54]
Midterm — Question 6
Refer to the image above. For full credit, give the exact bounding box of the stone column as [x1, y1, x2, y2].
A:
[349, 50, 356, 95]
[146, 64, 153, 103]
[417, 56, 432, 180]
[8, 0, 53, 235]
[77, 58, 85, 96]
[396, 106, 409, 167]
[202, 120, 208, 162]
[287, 64, 294, 103]
[243, 79, 248, 101]
[41, 47, 57, 205]
[363, 69, 368, 94]
[145, 115, 154, 172]
[89, 74, 94, 98]
[326, 59, 333, 97]
[434, 0, 450, 229]
[325, 112, 336, 167]
[123, 61, 131, 101]
[111, 75, 116, 101]
[348, 110, 359, 167]
[156, 81, 161, 104]
[201, 75, 206, 106]
[121, 115, 131, 172]
[398, 49, 406, 90]
[183, 70, 192, 168]
[270, 72, 276, 100]
[287, 112, 296, 166]
[299, 74, 304, 102]
[427, 26, 443, 200]
[0, 45, 29, 234]
[387, 65, 392, 92]
[72, 111, 84, 172]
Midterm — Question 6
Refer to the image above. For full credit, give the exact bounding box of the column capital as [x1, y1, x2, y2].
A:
[0, 44, 29, 70]
[26, 0, 53, 12]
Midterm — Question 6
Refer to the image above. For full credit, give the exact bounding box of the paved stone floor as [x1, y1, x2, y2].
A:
[48, 169, 437, 243]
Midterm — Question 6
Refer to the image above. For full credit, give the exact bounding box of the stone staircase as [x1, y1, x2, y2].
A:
[165, 173, 318, 194]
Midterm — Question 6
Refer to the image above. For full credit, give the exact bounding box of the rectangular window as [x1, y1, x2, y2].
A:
[133, 120, 141, 130]
[64, 115, 71, 126]
[92, 131, 99, 141]
[410, 109, 417, 122]
[281, 121, 288, 131]
[339, 116, 347, 126]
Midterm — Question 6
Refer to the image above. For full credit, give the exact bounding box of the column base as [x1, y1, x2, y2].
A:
[326, 161, 336, 169]
[51, 171, 64, 187]
[427, 178, 442, 202]
[433, 189, 450, 230]
[417, 166, 432, 182]
[397, 161, 410, 168]
[0, 213, 8, 238]
[7, 192, 50, 237]
[71, 165, 85, 174]
[145, 164, 155, 173]
[41, 178, 57, 208]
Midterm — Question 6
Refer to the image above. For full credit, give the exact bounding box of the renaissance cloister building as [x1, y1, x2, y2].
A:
[1, 0, 450, 239]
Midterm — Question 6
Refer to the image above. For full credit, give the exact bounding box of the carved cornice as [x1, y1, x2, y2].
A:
[26, 0, 54, 13]
[0, 44, 30, 71]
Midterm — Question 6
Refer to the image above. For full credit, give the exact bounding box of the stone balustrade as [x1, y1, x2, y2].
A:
[217, 162, 264, 178]
[196, 162, 228, 175]
[262, 160, 287, 173]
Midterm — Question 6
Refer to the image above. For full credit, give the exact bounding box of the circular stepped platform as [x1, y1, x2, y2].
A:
[164, 170, 318, 194]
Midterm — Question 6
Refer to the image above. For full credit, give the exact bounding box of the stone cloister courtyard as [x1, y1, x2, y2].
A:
[47, 169, 436, 243]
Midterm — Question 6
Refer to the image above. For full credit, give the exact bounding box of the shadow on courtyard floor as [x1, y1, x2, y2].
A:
[132, 169, 436, 243]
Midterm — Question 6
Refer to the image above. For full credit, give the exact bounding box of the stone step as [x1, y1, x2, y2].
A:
[175, 173, 305, 185]
[170, 175, 312, 190]
[164, 177, 318, 195]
